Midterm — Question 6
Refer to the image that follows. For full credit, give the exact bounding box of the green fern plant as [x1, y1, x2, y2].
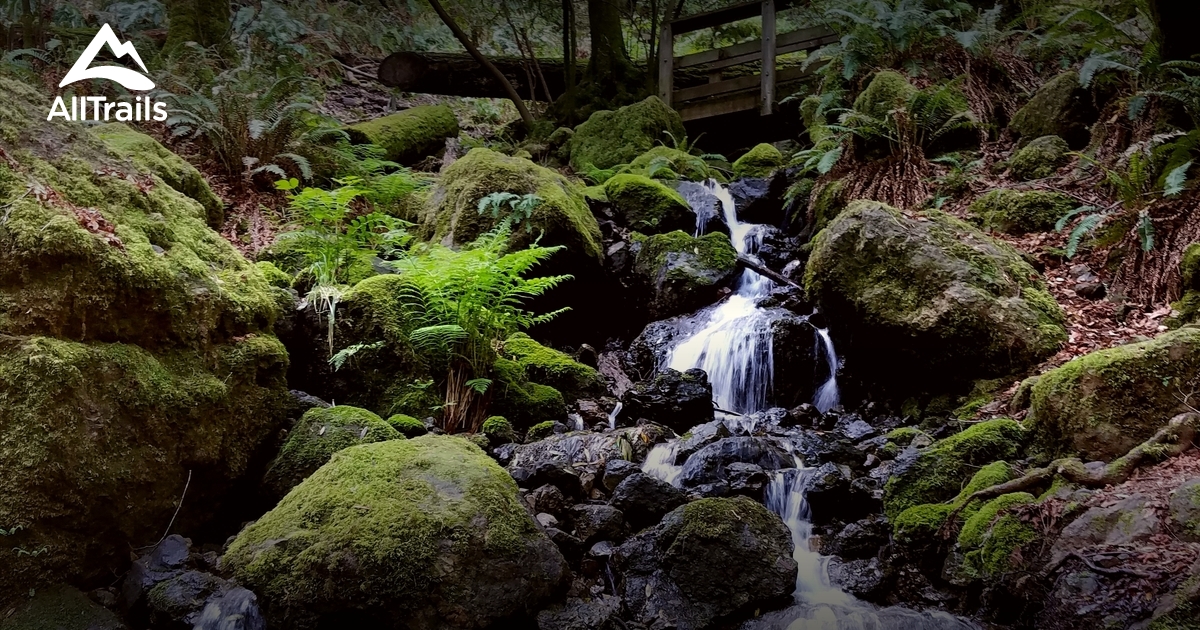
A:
[836, 79, 976, 161]
[478, 192, 542, 230]
[388, 226, 571, 433]
[807, 0, 967, 80]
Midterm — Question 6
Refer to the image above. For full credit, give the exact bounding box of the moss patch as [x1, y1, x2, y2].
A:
[1027, 326, 1200, 460]
[482, 416, 517, 445]
[629, 146, 716, 182]
[732, 143, 783, 179]
[604, 174, 693, 234]
[569, 96, 686, 171]
[345, 105, 459, 165]
[853, 70, 917, 120]
[969, 189, 1075, 234]
[1009, 135, 1070, 181]
[264, 405, 400, 496]
[503, 333, 603, 399]
[490, 358, 567, 430]
[387, 414, 428, 438]
[1009, 72, 1089, 147]
[958, 493, 1036, 578]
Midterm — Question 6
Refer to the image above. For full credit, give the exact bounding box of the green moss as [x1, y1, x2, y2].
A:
[526, 420, 559, 442]
[893, 503, 954, 544]
[1182, 244, 1200, 291]
[885, 427, 926, 446]
[345, 106, 460, 165]
[958, 493, 1036, 578]
[264, 406, 400, 496]
[604, 174, 692, 233]
[809, 179, 846, 236]
[93, 123, 224, 228]
[581, 185, 608, 203]
[490, 358, 567, 430]
[255, 261, 292, 288]
[1009, 135, 1070, 180]
[853, 70, 917, 120]
[883, 419, 1024, 519]
[969, 189, 1075, 234]
[481, 416, 517, 445]
[386, 414, 428, 438]
[953, 378, 1006, 420]
[801, 95, 833, 143]
[163, 0, 234, 56]
[805, 201, 1067, 382]
[569, 96, 686, 171]
[0, 585, 125, 630]
[224, 436, 547, 625]
[629, 146, 716, 182]
[503, 333, 602, 399]
[675, 496, 782, 541]
[632, 230, 739, 307]
[421, 148, 602, 264]
[1010, 72, 1085, 144]
[1027, 326, 1200, 460]
[732, 143, 783, 179]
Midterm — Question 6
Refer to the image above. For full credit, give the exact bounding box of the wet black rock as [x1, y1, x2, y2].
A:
[802, 463, 881, 525]
[610, 473, 688, 530]
[570, 504, 627, 544]
[191, 588, 265, 630]
[529, 484, 571, 518]
[613, 496, 797, 630]
[602, 459, 640, 491]
[545, 528, 586, 566]
[621, 368, 714, 432]
[679, 436, 791, 488]
[829, 557, 888, 601]
[726, 462, 770, 497]
[675, 420, 731, 462]
[535, 595, 623, 630]
[819, 515, 890, 560]
[120, 535, 191, 612]
[730, 173, 788, 226]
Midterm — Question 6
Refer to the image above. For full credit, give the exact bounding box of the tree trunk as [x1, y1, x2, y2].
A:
[1150, 0, 1200, 62]
[585, 0, 636, 90]
[164, 0, 233, 57]
[562, 0, 578, 123]
[426, 0, 534, 128]
[378, 51, 586, 99]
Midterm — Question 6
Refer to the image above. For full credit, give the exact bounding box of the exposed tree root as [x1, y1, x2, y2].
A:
[940, 414, 1199, 533]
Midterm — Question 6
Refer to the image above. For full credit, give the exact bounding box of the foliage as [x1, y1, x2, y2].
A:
[807, 0, 971, 80]
[276, 177, 412, 355]
[478, 192, 543, 231]
[388, 226, 572, 432]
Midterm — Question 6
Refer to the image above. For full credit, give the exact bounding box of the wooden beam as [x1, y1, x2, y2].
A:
[674, 26, 835, 71]
[673, 64, 814, 104]
[669, 0, 799, 33]
[761, 0, 776, 116]
[680, 93, 760, 121]
[658, 23, 674, 106]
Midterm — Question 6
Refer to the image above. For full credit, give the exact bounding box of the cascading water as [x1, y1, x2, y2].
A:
[640, 180, 973, 629]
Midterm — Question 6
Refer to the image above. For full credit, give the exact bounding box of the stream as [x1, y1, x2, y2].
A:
[644, 181, 977, 630]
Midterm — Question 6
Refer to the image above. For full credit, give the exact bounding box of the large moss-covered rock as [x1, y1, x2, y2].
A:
[631, 230, 739, 319]
[1009, 135, 1070, 180]
[421, 148, 602, 264]
[1027, 327, 1200, 460]
[225, 436, 568, 629]
[853, 70, 917, 120]
[0, 76, 290, 600]
[955, 492, 1036, 579]
[93, 123, 224, 228]
[345, 105, 460, 165]
[800, 95, 833, 143]
[884, 419, 1024, 519]
[629, 146, 717, 182]
[805, 201, 1066, 389]
[969, 188, 1076, 234]
[613, 496, 797, 630]
[1009, 72, 1093, 148]
[604, 174, 694, 234]
[263, 405, 400, 496]
[732, 143, 784, 179]
[502, 333, 603, 399]
[569, 96, 686, 171]
[491, 357, 568, 430]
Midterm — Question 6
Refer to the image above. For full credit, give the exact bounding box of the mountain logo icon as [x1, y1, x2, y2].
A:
[59, 24, 154, 91]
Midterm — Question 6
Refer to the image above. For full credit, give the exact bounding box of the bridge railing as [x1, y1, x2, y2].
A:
[658, 0, 836, 121]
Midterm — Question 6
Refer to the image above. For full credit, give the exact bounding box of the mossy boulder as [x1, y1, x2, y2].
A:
[1170, 244, 1200, 326]
[525, 420, 559, 442]
[264, 405, 400, 497]
[884, 419, 1024, 519]
[892, 460, 1014, 543]
[491, 358, 568, 430]
[1009, 135, 1070, 180]
[224, 436, 569, 629]
[613, 496, 797, 629]
[0, 585, 126, 630]
[481, 416, 517, 446]
[93, 123, 224, 228]
[345, 105, 460, 165]
[969, 188, 1076, 234]
[631, 230, 739, 319]
[629, 146, 716, 182]
[603, 174, 694, 234]
[805, 201, 1066, 390]
[568, 96, 686, 171]
[0, 76, 291, 599]
[1026, 326, 1200, 461]
[808, 179, 846, 235]
[853, 70, 917, 120]
[502, 333, 604, 399]
[387, 414, 429, 438]
[956, 492, 1036, 579]
[421, 148, 603, 265]
[732, 143, 784, 179]
[255, 261, 292, 288]
[1009, 72, 1093, 148]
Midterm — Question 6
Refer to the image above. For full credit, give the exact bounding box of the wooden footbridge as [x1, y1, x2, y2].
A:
[657, 0, 835, 122]
[376, 0, 833, 139]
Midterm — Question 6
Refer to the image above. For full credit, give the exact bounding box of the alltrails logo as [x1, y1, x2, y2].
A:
[47, 24, 167, 122]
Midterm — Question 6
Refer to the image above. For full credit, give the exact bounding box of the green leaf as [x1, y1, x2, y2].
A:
[1164, 160, 1192, 197]
[1056, 205, 1097, 232]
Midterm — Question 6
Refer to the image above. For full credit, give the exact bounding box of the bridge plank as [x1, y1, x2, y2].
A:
[674, 26, 834, 70]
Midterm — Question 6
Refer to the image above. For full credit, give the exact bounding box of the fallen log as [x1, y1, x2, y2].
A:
[378, 51, 585, 100]
[737, 254, 803, 290]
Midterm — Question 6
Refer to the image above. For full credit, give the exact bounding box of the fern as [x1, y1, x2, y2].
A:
[1164, 160, 1192, 197]
[478, 192, 542, 230]
[1066, 213, 1105, 258]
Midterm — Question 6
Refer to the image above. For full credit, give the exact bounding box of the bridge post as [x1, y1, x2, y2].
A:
[760, 0, 776, 115]
[658, 23, 674, 108]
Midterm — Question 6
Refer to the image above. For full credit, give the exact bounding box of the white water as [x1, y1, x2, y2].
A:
[665, 180, 839, 414]
[642, 440, 683, 486]
[607, 401, 623, 431]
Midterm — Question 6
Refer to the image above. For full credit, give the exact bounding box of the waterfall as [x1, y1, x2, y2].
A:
[665, 181, 776, 414]
[813, 328, 840, 413]
[607, 401, 623, 431]
[642, 441, 683, 486]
